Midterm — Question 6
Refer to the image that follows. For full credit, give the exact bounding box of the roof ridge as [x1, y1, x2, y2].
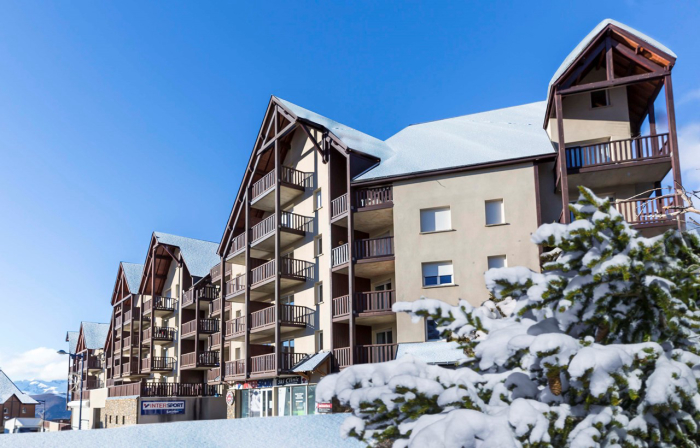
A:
[154, 231, 219, 245]
[398, 101, 547, 130]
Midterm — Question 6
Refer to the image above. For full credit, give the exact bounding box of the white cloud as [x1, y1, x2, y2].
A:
[679, 89, 700, 105]
[0, 347, 67, 381]
[679, 123, 700, 191]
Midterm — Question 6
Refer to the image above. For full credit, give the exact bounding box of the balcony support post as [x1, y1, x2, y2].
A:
[554, 92, 570, 223]
[328, 146, 335, 363]
[274, 112, 282, 376]
[347, 157, 356, 365]
[244, 190, 251, 379]
[663, 74, 685, 231]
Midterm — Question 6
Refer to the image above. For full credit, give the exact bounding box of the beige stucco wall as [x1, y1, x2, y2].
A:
[392, 163, 541, 343]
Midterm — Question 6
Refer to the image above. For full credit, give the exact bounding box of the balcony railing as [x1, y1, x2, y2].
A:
[225, 360, 246, 378]
[85, 377, 104, 390]
[331, 193, 349, 219]
[199, 318, 220, 334]
[141, 382, 221, 398]
[210, 298, 222, 316]
[123, 335, 139, 349]
[355, 236, 394, 260]
[333, 347, 351, 369]
[355, 290, 396, 313]
[231, 232, 247, 255]
[144, 326, 176, 342]
[251, 170, 276, 200]
[250, 352, 307, 374]
[332, 295, 350, 318]
[123, 307, 140, 325]
[86, 356, 103, 370]
[141, 357, 175, 372]
[225, 316, 246, 338]
[251, 167, 312, 202]
[250, 305, 309, 330]
[211, 262, 232, 280]
[144, 296, 176, 315]
[115, 315, 122, 328]
[565, 133, 670, 170]
[181, 351, 220, 368]
[331, 244, 349, 267]
[121, 359, 139, 376]
[207, 368, 220, 383]
[355, 186, 393, 209]
[108, 382, 140, 397]
[226, 275, 246, 298]
[355, 344, 398, 364]
[208, 332, 221, 349]
[114, 339, 122, 352]
[250, 259, 314, 285]
[613, 195, 677, 227]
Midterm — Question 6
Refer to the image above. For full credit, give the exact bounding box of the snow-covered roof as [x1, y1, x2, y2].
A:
[0, 370, 38, 405]
[276, 97, 395, 161]
[66, 331, 79, 355]
[122, 262, 143, 295]
[154, 232, 220, 278]
[396, 341, 466, 365]
[356, 101, 554, 181]
[292, 351, 331, 373]
[547, 19, 676, 105]
[4, 418, 42, 427]
[1, 414, 363, 447]
[81, 322, 110, 350]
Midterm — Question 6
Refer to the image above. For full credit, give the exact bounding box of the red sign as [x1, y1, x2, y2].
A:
[226, 391, 235, 406]
[317, 402, 332, 414]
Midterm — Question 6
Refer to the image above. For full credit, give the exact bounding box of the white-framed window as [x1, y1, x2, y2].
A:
[591, 89, 610, 108]
[376, 329, 393, 345]
[315, 282, 323, 304]
[314, 235, 323, 257]
[420, 207, 451, 233]
[315, 331, 324, 352]
[422, 262, 454, 287]
[485, 199, 505, 225]
[314, 189, 323, 210]
[487, 255, 507, 270]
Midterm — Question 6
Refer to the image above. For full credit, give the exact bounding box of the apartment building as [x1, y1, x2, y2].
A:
[64, 18, 685, 424]
[1, 370, 38, 433]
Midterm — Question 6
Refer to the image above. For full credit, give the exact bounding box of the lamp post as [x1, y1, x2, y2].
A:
[35, 399, 46, 432]
[57, 350, 84, 430]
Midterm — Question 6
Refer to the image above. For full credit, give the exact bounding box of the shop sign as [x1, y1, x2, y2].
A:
[277, 376, 307, 386]
[141, 400, 185, 415]
[226, 391, 235, 406]
[234, 379, 274, 390]
[317, 402, 333, 414]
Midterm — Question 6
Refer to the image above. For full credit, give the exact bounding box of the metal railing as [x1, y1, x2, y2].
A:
[355, 290, 396, 313]
[332, 295, 351, 317]
[355, 344, 398, 364]
[331, 193, 349, 219]
[355, 186, 393, 208]
[142, 357, 175, 371]
[332, 244, 349, 267]
[355, 236, 394, 260]
[181, 351, 220, 368]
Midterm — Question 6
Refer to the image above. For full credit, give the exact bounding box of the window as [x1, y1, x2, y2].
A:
[316, 331, 324, 352]
[314, 235, 323, 257]
[374, 280, 392, 291]
[235, 347, 241, 360]
[282, 339, 294, 353]
[109, 415, 112, 424]
[422, 262, 454, 287]
[3, 407, 7, 414]
[122, 416, 125, 425]
[315, 282, 323, 304]
[487, 255, 507, 270]
[426, 319, 442, 341]
[281, 294, 294, 306]
[591, 90, 609, 108]
[376, 330, 393, 345]
[314, 189, 323, 210]
[22, 407, 26, 414]
[485, 199, 505, 225]
[420, 207, 451, 233]
[236, 310, 242, 318]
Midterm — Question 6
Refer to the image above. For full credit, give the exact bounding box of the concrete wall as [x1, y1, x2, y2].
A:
[392, 163, 541, 343]
[103, 396, 138, 428]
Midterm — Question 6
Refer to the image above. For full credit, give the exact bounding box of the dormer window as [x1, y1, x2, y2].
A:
[591, 90, 610, 108]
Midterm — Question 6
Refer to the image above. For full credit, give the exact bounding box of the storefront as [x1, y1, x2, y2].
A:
[233, 377, 317, 418]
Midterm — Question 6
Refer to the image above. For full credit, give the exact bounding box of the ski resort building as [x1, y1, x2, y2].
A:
[66, 19, 686, 425]
[0, 370, 38, 434]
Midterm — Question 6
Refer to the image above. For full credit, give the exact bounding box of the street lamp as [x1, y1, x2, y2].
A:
[35, 399, 46, 432]
[57, 350, 84, 430]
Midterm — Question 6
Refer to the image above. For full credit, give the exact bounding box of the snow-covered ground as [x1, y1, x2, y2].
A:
[0, 414, 360, 448]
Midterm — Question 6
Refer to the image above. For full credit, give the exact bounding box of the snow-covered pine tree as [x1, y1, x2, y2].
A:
[317, 187, 700, 448]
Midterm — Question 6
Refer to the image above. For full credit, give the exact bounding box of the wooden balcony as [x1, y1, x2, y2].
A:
[225, 316, 246, 341]
[207, 368, 221, 384]
[225, 359, 246, 381]
[115, 315, 122, 328]
[226, 232, 247, 264]
[332, 291, 396, 321]
[180, 351, 220, 370]
[141, 382, 221, 398]
[141, 356, 175, 373]
[143, 296, 176, 316]
[353, 186, 394, 233]
[331, 193, 349, 222]
[250, 167, 312, 211]
[123, 307, 141, 326]
[249, 212, 313, 257]
[85, 377, 104, 390]
[354, 236, 395, 277]
[225, 275, 246, 302]
[211, 262, 232, 281]
[562, 134, 672, 191]
[183, 285, 220, 308]
[122, 335, 139, 352]
[143, 326, 175, 344]
[72, 390, 90, 402]
[250, 258, 314, 293]
[613, 195, 678, 230]
[249, 352, 307, 377]
[334, 344, 398, 369]
[121, 358, 140, 377]
[113, 364, 121, 378]
[249, 305, 310, 342]
[108, 382, 140, 397]
[208, 332, 222, 350]
[114, 339, 122, 352]
[181, 318, 220, 339]
[209, 297, 231, 317]
[86, 356, 103, 371]
[331, 244, 350, 269]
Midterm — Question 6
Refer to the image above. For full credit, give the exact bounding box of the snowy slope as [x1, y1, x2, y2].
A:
[0, 414, 361, 448]
[14, 379, 67, 397]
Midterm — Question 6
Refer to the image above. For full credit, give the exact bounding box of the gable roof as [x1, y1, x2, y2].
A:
[121, 262, 143, 295]
[0, 370, 38, 405]
[355, 101, 555, 181]
[154, 232, 220, 278]
[66, 331, 79, 355]
[291, 351, 330, 373]
[80, 322, 110, 350]
[276, 97, 395, 161]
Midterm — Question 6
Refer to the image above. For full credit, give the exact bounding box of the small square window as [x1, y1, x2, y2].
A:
[315, 282, 324, 304]
[314, 190, 323, 210]
[235, 347, 241, 360]
[487, 255, 507, 270]
[314, 235, 323, 257]
[316, 331, 324, 352]
[422, 262, 453, 286]
[485, 199, 504, 225]
[420, 207, 451, 233]
[591, 90, 609, 108]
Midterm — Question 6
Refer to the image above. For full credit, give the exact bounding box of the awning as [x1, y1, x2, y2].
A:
[291, 351, 331, 373]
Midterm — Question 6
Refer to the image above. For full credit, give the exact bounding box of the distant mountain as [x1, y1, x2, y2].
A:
[31, 393, 71, 421]
[15, 379, 67, 397]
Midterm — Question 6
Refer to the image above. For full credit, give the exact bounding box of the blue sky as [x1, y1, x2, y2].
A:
[1, 1, 699, 380]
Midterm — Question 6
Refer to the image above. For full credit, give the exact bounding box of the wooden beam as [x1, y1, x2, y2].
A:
[561, 41, 607, 90]
[664, 75, 685, 231]
[558, 71, 666, 96]
[300, 123, 327, 163]
[611, 39, 665, 73]
[605, 37, 614, 81]
[554, 93, 570, 223]
[257, 121, 298, 155]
